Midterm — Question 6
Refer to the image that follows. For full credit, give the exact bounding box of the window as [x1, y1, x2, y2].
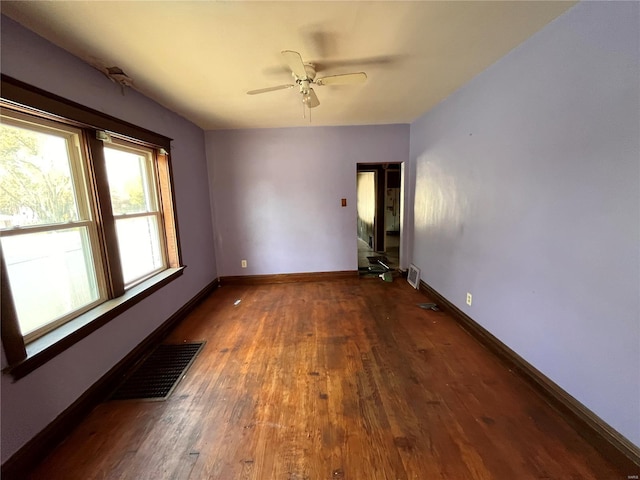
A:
[1, 76, 183, 377]
[104, 139, 167, 286]
[0, 113, 106, 342]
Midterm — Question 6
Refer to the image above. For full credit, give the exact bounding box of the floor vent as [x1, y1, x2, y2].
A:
[110, 342, 205, 401]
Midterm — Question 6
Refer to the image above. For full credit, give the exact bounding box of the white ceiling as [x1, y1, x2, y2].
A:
[2, 1, 575, 130]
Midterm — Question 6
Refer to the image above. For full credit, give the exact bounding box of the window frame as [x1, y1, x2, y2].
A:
[103, 138, 168, 287]
[0, 75, 184, 380]
[0, 111, 109, 343]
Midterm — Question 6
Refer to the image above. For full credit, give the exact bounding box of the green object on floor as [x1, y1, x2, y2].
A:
[379, 272, 393, 282]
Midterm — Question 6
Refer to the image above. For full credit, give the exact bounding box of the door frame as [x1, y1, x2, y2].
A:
[356, 162, 403, 259]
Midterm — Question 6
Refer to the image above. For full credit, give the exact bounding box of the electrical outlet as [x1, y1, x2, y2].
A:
[466, 292, 472, 306]
[241, 260, 247, 268]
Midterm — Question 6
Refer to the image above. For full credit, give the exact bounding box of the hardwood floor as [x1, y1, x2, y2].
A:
[29, 278, 626, 479]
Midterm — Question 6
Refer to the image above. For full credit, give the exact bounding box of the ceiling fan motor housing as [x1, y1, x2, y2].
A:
[303, 63, 316, 80]
[292, 64, 317, 88]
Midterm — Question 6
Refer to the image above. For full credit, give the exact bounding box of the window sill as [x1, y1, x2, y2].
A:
[6, 266, 185, 381]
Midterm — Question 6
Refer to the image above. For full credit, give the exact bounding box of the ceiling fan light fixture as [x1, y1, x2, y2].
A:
[247, 50, 365, 112]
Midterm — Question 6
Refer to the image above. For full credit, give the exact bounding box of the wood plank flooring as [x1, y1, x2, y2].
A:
[29, 278, 626, 479]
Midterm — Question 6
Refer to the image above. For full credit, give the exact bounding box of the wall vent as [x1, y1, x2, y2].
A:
[407, 264, 420, 289]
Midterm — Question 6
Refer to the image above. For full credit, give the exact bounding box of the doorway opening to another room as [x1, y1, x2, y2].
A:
[356, 163, 402, 274]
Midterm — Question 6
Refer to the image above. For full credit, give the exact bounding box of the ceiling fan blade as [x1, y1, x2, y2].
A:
[281, 50, 308, 78]
[305, 88, 320, 108]
[247, 84, 294, 95]
[316, 72, 367, 86]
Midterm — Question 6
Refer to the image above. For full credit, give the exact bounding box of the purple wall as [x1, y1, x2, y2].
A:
[3, 0, 638, 464]
[206, 125, 410, 276]
[1, 17, 217, 462]
[409, 2, 639, 447]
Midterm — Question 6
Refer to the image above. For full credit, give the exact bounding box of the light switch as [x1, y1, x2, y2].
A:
[341, 198, 347, 207]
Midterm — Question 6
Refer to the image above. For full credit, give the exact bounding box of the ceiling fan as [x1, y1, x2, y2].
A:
[247, 50, 367, 109]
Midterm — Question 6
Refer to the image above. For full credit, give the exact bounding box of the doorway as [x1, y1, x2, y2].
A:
[356, 163, 402, 271]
